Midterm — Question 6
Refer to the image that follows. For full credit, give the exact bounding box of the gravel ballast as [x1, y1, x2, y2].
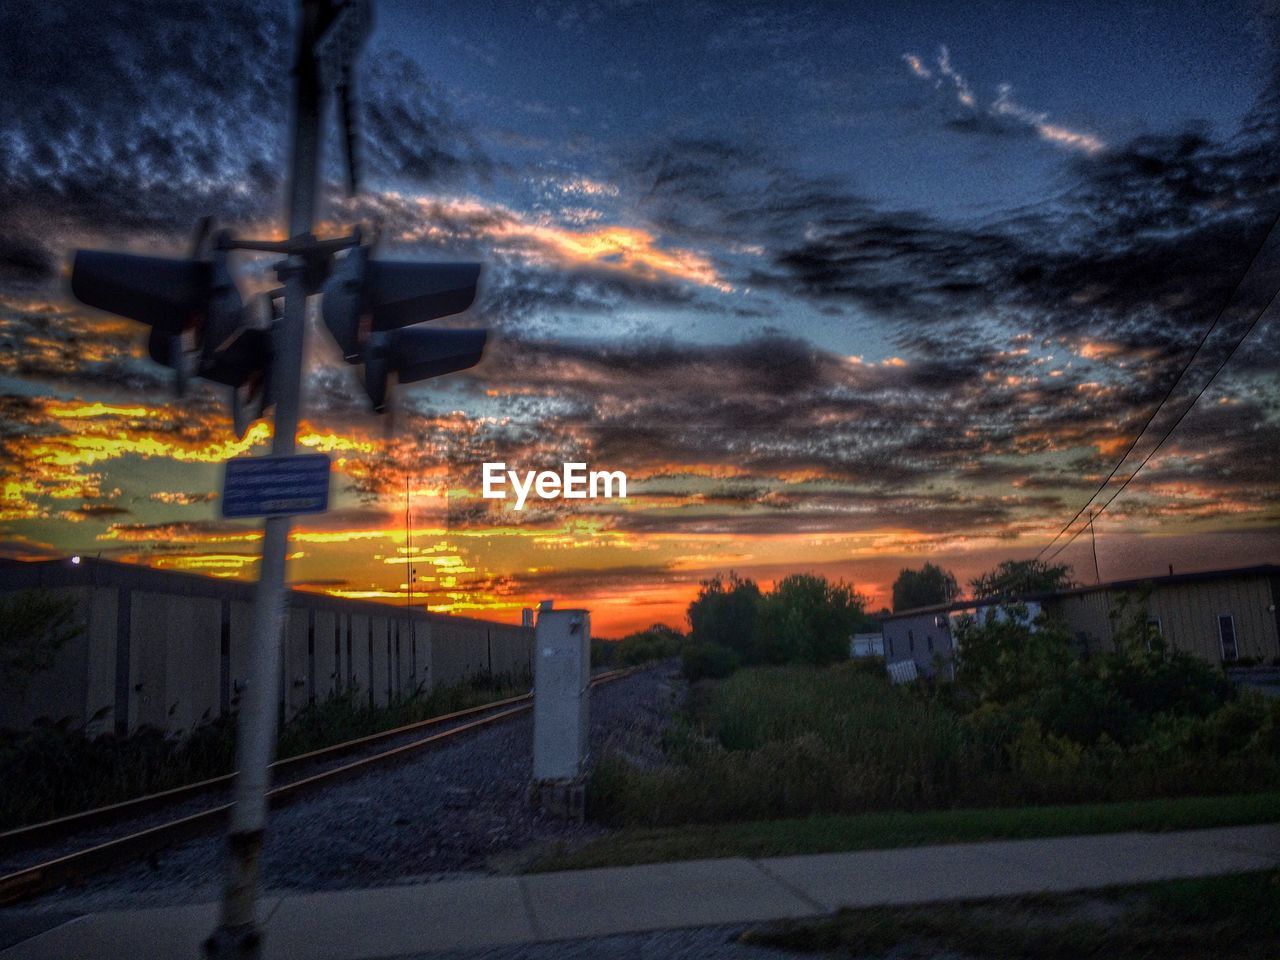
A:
[1, 662, 682, 918]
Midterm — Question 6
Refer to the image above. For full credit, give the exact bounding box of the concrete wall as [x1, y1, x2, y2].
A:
[0, 559, 534, 737]
[163, 594, 221, 733]
[284, 608, 310, 718]
[488, 623, 537, 679]
[313, 609, 339, 703]
[84, 587, 118, 737]
[428, 618, 489, 686]
[0, 586, 91, 730]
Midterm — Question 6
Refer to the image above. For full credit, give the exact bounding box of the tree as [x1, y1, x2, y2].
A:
[687, 573, 761, 660]
[970, 559, 1072, 600]
[616, 623, 685, 665]
[755, 573, 874, 666]
[0, 591, 83, 693]
[952, 605, 1074, 704]
[892, 563, 960, 611]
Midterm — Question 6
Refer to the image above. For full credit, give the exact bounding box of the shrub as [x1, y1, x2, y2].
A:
[617, 624, 685, 666]
[587, 646, 1280, 827]
[590, 637, 619, 668]
[591, 663, 986, 825]
[0, 590, 83, 693]
[687, 573, 761, 661]
[754, 574, 875, 666]
[681, 642, 739, 682]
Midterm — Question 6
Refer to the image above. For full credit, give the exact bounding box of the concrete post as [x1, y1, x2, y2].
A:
[530, 609, 590, 820]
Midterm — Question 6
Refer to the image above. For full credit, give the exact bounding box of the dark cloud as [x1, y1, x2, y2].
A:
[0, 0, 491, 266]
[65, 504, 132, 520]
[0, 296, 173, 392]
[322, 313, 1272, 542]
[623, 96, 1280, 362]
[2, 2, 1277, 560]
[454, 563, 687, 603]
[0, 238, 56, 285]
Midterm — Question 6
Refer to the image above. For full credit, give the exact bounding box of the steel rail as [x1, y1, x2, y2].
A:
[0, 667, 637, 905]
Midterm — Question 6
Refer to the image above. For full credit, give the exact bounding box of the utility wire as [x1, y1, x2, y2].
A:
[1044, 286, 1277, 564]
[1036, 207, 1280, 561]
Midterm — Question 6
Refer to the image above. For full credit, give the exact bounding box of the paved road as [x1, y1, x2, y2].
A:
[3, 823, 1277, 959]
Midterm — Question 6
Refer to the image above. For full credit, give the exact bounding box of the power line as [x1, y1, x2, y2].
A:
[1036, 207, 1280, 561]
[1044, 286, 1277, 564]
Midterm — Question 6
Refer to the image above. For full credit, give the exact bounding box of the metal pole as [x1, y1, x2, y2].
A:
[206, 3, 322, 956]
[1089, 510, 1101, 585]
[406, 473, 415, 672]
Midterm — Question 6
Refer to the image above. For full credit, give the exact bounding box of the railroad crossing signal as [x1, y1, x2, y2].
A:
[67, 0, 485, 424]
[70, 231, 488, 420]
[62, 3, 490, 956]
[321, 238, 487, 411]
[70, 226, 283, 439]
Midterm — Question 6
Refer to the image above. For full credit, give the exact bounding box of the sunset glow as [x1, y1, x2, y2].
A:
[1, 2, 1276, 636]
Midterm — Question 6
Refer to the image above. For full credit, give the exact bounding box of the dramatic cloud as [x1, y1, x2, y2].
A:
[0, 0, 491, 273]
[1, 1, 1277, 631]
[902, 44, 1105, 153]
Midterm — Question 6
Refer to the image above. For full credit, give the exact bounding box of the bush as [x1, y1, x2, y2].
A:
[589, 576, 1280, 829]
[687, 573, 761, 662]
[754, 574, 876, 665]
[592, 625, 686, 669]
[1, 590, 83, 692]
[617, 624, 685, 666]
[681, 642, 739, 682]
[587, 644, 1280, 827]
[687, 571, 876, 674]
[591, 663, 982, 825]
[591, 637, 619, 668]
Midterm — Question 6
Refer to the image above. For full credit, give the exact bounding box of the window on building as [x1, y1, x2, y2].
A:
[887, 637, 894, 658]
[1218, 615, 1238, 662]
[908, 629, 914, 653]
[927, 635, 934, 654]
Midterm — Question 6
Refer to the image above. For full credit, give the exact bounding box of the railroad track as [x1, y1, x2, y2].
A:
[0, 666, 639, 906]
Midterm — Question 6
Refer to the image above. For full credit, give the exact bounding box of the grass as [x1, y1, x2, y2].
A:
[586, 660, 1280, 828]
[740, 870, 1280, 959]
[529, 791, 1280, 872]
[587, 663, 984, 827]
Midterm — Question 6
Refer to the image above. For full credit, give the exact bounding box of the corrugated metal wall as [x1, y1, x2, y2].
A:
[0, 560, 534, 737]
[1045, 574, 1279, 663]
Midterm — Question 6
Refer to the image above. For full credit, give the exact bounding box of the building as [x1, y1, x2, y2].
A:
[879, 604, 962, 679]
[879, 564, 1280, 679]
[0, 557, 534, 737]
[849, 632, 884, 658]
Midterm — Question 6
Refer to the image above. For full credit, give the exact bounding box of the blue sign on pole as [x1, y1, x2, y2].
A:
[221, 453, 332, 519]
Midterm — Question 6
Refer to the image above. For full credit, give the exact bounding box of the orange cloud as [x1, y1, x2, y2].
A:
[391, 195, 730, 291]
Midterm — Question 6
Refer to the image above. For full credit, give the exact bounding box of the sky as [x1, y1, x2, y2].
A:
[1, 0, 1278, 635]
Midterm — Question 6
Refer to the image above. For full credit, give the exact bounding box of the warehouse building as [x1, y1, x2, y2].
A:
[880, 564, 1280, 679]
[0, 557, 534, 737]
